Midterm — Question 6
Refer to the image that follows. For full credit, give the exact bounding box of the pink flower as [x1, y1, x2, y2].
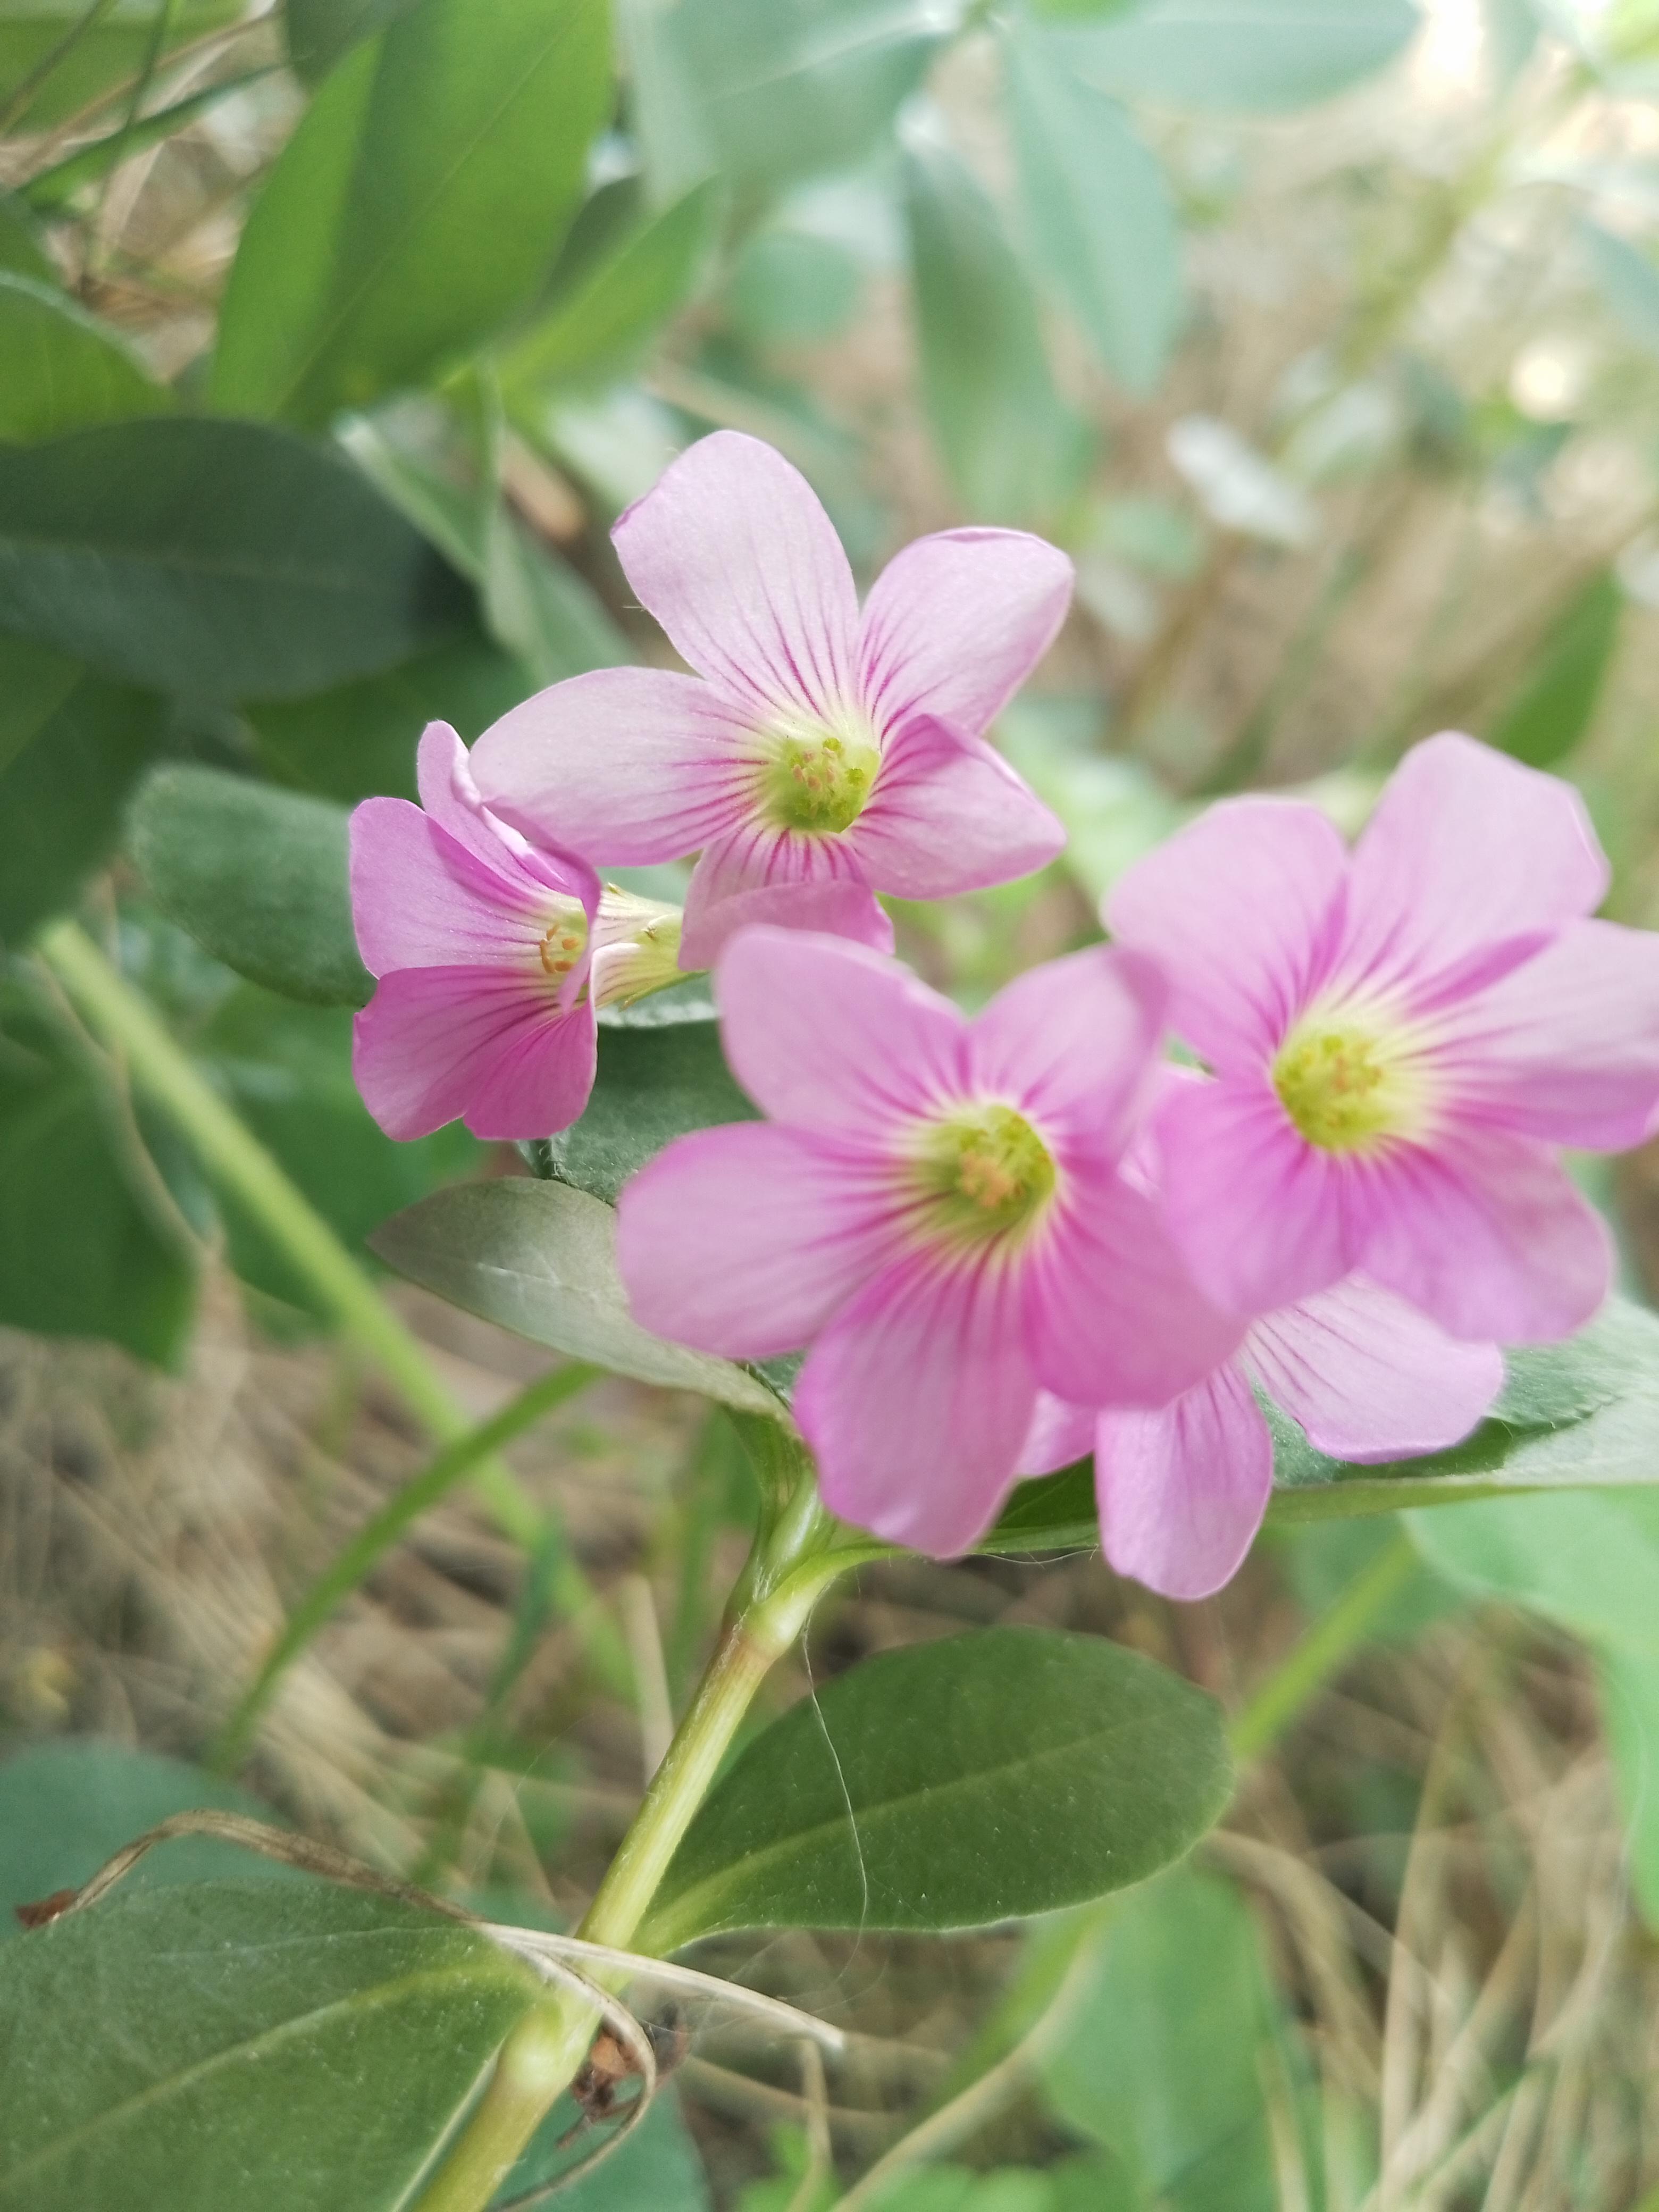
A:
[1022, 1277, 1503, 1601]
[469, 431, 1070, 969]
[350, 723, 679, 1142]
[1107, 733, 1659, 1342]
[616, 927, 1243, 1556]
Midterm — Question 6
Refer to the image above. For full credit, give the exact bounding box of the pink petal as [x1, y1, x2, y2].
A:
[471, 667, 757, 865]
[353, 968, 595, 1142]
[1105, 799, 1347, 1073]
[715, 927, 968, 1140]
[1095, 1362, 1272, 1601]
[841, 716, 1065, 899]
[1430, 918, 1659, 1152]
[796, 1250, 1037, 1556]
[1339, 732, 1608, 999]
[1354, 1127, 1612, 1343]
[680, 828, 892, 968]
[968, 944, 1165, 1161]
[857, 526, 1073, 740]
[611, 431, 859, 725]
[1027, 1160, 1245, 1408]
[1019, 1392, 1096, 1477]
[1245, 1277, 1502, 1462]
[349, 797, 546, 977]
[1158, 1074, 1355, 1316]
[616, 1124, 900, 1360]
[413, 720, 596, 904]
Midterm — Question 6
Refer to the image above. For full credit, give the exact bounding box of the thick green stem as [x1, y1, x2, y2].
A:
[1230, 1530, 1418, 1761]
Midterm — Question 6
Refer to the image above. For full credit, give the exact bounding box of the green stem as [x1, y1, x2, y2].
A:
[1229, 1530, 1418, 1762]
[213, 1360, 600, 1772]
[0, 0, 118, 135]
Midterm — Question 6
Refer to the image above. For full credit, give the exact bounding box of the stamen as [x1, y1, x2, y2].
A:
[757, 713, 881, 835]
[911, 1102, 1056, 1245]
[538, 906, 588, 981]
[1272, 1008, 1427, 1153]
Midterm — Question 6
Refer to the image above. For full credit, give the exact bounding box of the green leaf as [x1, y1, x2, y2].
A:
[1580, 217, 1659, 354]
[0, 272, 171, 442]
[529, 1015, 755, 1207]
[285, 0, 420, 82]
[0, 1742, 292, 1939]
[0, 0, 241, 131]
[127, 765, 371, 1008]
[494, 2085, 711, 2210]
[1595, 1645, 1659, 1928]
[1004, 28, 1184, 396]
[1037, 1866, 1279, 2212]
[498, 182, 719, 400]
[642, 1627, 1233, 1947]
[1051, 0, 1420, 112]
[903, 136, 1091, 527]
[984, 1297, 1659, 1554]
[726, 228, 862, 346]
[0, 417, 467, 701]
[370, 1177, 787, 1418]
[1487, 569, 1622, 768]
[1404, 1488, 1659, 1658]
[0, 980, 195, 1365]
[212, 0, 612, 428]
[0, 191, 53, 281]
[0, 638, 164, 944]
[0, 1881, 537, 2211]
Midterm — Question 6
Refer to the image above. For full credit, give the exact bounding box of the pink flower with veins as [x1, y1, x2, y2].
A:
[1021, 1278, 1503, 1602]
[1107, 733, 1659, 1344]
[350, 723, 680, 1143]
[616, 927, 1243, 1556]
[470, 431, 1070, 970]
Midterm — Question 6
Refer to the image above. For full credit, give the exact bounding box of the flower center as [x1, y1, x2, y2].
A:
[1272, 1011, 1423, 1153]
[758, 715, 881, 835]
[912, 1103, 1056, 1243]
[537, 905, 587, 981]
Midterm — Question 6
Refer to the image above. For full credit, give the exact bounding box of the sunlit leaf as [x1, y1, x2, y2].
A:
[643, 1628, 1233, 1946]
[0, 273, 171, 442]
[1050, 0, 1421, 112]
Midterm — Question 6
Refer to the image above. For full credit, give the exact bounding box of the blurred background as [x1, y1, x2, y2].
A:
[4, 0, 1659, 2203]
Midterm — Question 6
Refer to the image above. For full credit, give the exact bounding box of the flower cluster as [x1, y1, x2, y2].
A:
[351, 433, 1659, 1599]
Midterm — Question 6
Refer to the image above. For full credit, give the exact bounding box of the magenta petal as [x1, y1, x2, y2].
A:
[1245, 1277, 1502, 1462]
[1019, 1392, 1096, 1477]
[1095, 1362, 1271, 1601]
[349, 795, 554, 978]
[797, 1251, 1038, 1557]
[611, 431, 859, 724]
[616, 1124, 898, 1360]
[842, 716, 1065, 899]
[471, 667, 756, 866]
[858, 527, 1073, 741]
[1355, 1128, 1611, 1343]
[1159, 1075, 1355, 1316]
[1105, 798, 1346, 1073]
[353, 968, 594, 1142]
[1029, 1162, 1244, 1409]
[969, 944, 1165, 1162]
[1432, 918, 1659, 1152]
[1340, 732, 1607, 995]
[715, 926, 967, 1138]
[680, 830, 892, 968]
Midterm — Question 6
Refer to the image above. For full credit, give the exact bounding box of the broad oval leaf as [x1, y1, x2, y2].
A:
[127, 764, 371, 1007]
[368, 1177, 786, 1419]
[1051, 0, 1421, 112]
[0, 418, 467, 701]
[642, 1627, 1233, 1947]
[527, 1016, 755, 1208]
[213, 0, 611, 428]
[0, 274, 172, 443]
[0, 1882, 537, 2212]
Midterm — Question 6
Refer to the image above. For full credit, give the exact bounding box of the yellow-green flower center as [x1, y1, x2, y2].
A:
[537, 904, 587, 981]
[913, 1103, 1056, 1243]
[1272, 1012, 1422, 1153]
[758, 719, 881, 835]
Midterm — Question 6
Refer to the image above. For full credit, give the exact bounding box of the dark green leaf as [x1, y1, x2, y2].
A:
[1038, 1866, 1279, 2212]
[0, 981, 195, 1365]
[903, 137, 1091, 527]
[532, 1016, 755, 1207]
[0, 638, 164, 943]
[0, 272, 171, 442]
[370, 1177, 786, 1418]
[285, 0, 420, 82]
[212, 0, 612, 427]
[0, 0, 240, 131]
[0, 417, 467, 701]
[0, 1881, 537, 2211]
[1051, 0, 1420, 111]
[0, 1742, 293, 1940]
[127, 764, 371, 1007]
[1580, 217, 1659, 354]
[642, 1627, 1233, 1946]
[1004, 27, 1184, 395]
[1486, 569, 1622, 768]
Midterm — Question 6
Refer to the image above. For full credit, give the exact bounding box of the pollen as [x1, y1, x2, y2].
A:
[1272, 1009, 1426, 1153]
[913, 1102, 1057, 1243]
[758, 716, 881, 835]
[537, 908, 588, 979]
